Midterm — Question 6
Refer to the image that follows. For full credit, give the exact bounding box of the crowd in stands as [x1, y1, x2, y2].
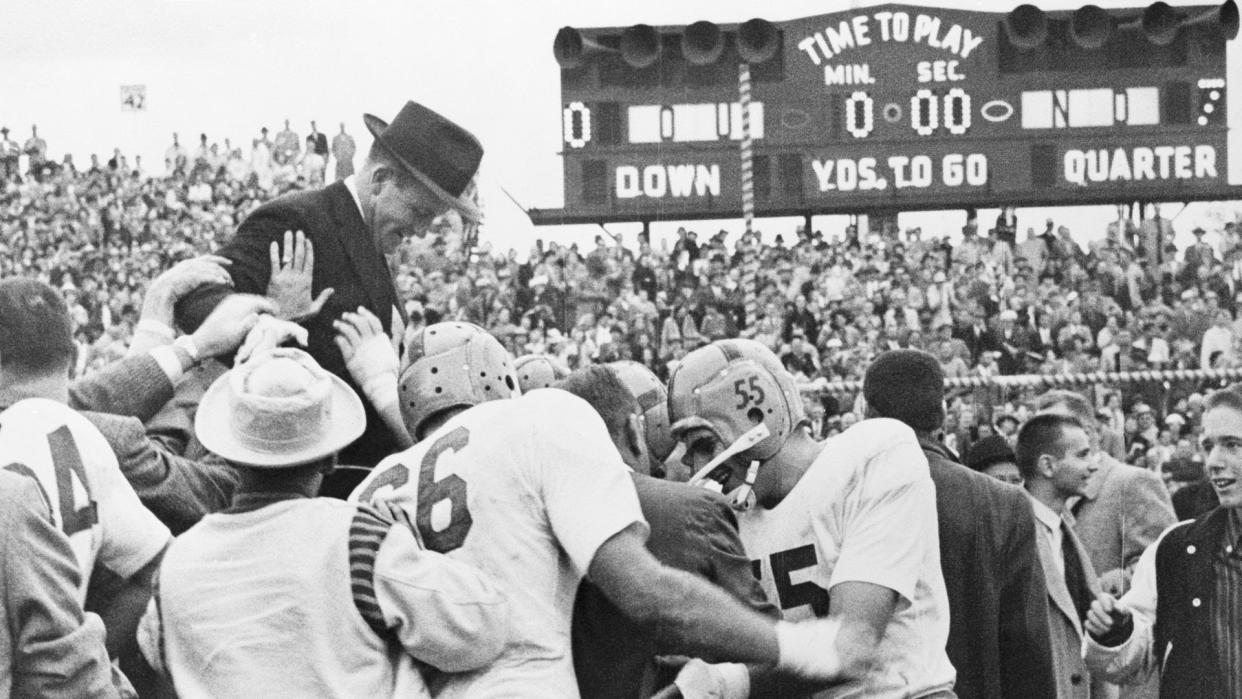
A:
[2, 123, 1241, 484]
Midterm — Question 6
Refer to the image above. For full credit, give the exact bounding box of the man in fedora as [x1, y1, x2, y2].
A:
[138, 348, 509, 697]
[175, 101, 484, 467]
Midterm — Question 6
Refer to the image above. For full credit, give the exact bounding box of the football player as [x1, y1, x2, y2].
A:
[0, 278, 271, 662]
[512, 353, 564, 393]
[562, 364, 776, 699]
[608, 360, 678, 478]
[351, 323, 847, 697]
[668, 339, 955, 697]
[138, 348, 509, 698]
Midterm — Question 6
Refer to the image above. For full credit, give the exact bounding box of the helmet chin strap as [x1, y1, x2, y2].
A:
[688, 423, 771, 510]
[731, 460, 761, 511]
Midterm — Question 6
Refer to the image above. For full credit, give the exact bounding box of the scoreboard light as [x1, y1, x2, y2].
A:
[536, 2, 1241, 225]
[563, 102, 590, 148]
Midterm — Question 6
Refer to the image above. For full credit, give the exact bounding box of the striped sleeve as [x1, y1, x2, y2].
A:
[349, 503, 398, 640]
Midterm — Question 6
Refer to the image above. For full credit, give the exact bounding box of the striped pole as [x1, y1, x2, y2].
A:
[802, 367, 1242, 397]
[738, 61, 758, 332]
[738, 61, 754, 235]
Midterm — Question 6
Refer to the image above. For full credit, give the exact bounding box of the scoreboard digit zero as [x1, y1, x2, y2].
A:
[532, 2, 1240, 225]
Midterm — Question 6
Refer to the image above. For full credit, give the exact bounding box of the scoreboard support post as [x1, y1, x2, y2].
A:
[738, 61, 755, 235]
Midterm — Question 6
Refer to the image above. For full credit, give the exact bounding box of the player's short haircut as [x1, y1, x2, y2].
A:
[557, 365, 639, 442]
[862, 349, 945, 433]
[1205, 384, 1242, 416]
[1033, 389, 1095, 425]
[0, 278, 75, 376]
[1015, 413, 1083, 480]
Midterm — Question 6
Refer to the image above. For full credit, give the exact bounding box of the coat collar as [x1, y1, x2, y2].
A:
[1183, 506, 1233, 546]
[1033, 520, 1082, 633]
[1029, 493, 1098, 634]
[918, 434, 959, 463]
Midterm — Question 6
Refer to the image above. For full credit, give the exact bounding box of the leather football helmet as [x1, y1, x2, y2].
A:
[399, 322, 519, 439]
[513, 354, 562, 393]
[668, 339, 807, 506]
[609, 360, 676, 463]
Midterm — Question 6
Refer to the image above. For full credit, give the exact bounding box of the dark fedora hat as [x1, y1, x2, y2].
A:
[363, 101, 484, 223]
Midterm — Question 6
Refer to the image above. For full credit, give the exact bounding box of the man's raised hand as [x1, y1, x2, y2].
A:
[267, 230, 334, 321]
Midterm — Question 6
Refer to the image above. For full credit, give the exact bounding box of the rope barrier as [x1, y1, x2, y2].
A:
[802, 367, 1242, 396]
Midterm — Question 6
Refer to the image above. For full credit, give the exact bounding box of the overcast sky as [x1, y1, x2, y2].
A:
[2, 0, 1236, 254]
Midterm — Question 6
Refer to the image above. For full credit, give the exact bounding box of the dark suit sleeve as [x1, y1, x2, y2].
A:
[174, 205, 310, 332]
[1121, 468, 1177, 572]
[997, 488, 1058, 699]
[68, 354, 175, 424]
[697, 496, 780, 619]
[83, 412, 236, 535]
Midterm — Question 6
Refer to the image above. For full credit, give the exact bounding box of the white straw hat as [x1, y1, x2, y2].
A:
[196, 348, 365, 467]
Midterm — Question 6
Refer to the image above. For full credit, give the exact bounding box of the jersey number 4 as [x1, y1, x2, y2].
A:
[3, 425, 98, 537]
[751, 544, 831, 616]
[358, 426, 474, 553]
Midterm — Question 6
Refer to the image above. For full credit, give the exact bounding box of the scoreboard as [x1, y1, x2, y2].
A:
[532, 2, 1241, 225]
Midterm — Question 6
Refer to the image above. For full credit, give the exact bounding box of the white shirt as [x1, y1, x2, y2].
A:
[738, 418, 954, 698]
[343, 174, 363, 214]
[351, 389, 646, 698]
[1029, 493, 1067, 578]
[0, 398, 170, 598]
[140, 498, 508, 698]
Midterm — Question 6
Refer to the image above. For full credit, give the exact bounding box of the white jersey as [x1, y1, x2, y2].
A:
[739, 418, 954, 698]
[351, 389, 646, 698]
[0, 398, 170, 598]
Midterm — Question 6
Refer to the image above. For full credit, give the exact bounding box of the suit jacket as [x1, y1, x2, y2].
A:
[1151, 508, 1230, 698]
[1097, 428, 1127, 463]
[0, 471, 116, 698]
[571, 473, 777, 699]
[1072, 456, 1167, 699]
[1070, 457, 1177, 576]
[994, 326, 1032, 375]
[312, 131, 329, 157]
[920, 438, 1057, 699]
[1031, 507, 1115, 699]
[68, 354, 237, 534]
[176, 181, 404, 467]
[69, 353, 173, 424]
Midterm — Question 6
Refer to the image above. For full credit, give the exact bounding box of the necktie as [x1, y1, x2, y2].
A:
[1061, 522, 1092, 622]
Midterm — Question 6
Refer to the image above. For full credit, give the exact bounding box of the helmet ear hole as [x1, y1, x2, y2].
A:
[505, 375, 516, 392]
[747, 407, 764, 424]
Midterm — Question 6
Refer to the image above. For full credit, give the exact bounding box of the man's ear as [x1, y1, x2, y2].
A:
[1036, 453, 1055, 479]
[624, 414, 650, 476]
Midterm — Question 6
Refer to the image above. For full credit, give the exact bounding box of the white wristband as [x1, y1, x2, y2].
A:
[362, 376, 398, 411]
[136, 318, 176, 341]
[173, 335, 200, 363]
[775, 619, 844, 682]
